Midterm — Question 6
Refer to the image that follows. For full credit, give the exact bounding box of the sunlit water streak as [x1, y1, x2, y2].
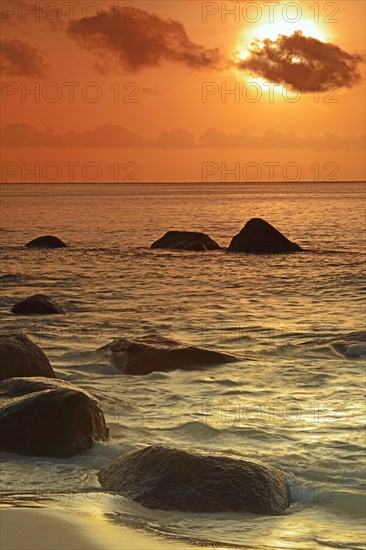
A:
[0, 182, 365, 549]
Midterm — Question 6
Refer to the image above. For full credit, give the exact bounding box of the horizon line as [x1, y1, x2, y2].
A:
[0, 181, 365, 185]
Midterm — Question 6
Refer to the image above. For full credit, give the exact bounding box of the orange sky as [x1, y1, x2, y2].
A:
[1, 0, 365, 182]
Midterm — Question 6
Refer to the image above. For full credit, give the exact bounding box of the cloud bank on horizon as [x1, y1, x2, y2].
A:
[2, 123, 364, 151]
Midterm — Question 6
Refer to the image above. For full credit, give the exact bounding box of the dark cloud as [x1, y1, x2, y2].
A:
[236, 31, 364, 92]
[0, 38, 47, 77]
[67, 6, 222, 72]
[2, 123, 364, 151]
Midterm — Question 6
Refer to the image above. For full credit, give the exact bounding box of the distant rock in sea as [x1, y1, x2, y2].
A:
[0, 274, 19, 282]
[25, 235, 67, 248]
[0, 333, 55, 381]
[12, 294, 65, 315]
[98, 335, 236, 375]
[98, 446, 291, 515]
[228, 218, 303, 254]
[0, 377, 109, 458]
[151, 231, 220, 251]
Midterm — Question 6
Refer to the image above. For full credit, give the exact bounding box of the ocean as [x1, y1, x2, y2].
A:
[0, 182, 365, 550]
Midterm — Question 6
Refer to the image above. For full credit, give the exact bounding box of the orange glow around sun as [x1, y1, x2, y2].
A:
[232, 17, 330, 91]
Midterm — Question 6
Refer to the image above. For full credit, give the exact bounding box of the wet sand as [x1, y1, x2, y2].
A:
[0, 508, 202, 550]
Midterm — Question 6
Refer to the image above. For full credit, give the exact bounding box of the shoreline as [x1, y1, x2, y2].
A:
[0, 507, 206, 550]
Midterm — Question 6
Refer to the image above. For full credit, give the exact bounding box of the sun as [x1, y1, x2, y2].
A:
[233, 18, 330, 91]
[235, 18, 328, 62]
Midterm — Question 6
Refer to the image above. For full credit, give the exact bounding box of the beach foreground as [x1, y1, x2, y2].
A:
[1, 182, 365, 550]
[0, 508, 203, 550]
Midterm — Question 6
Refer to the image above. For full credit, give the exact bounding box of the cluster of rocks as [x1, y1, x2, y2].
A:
[0, 332, 291, 515]
[1, 219, 298, 514]
[23, 218, 303, 257]
[6, 236, 68, 315]
[151, 218, 303, 254]
[0, 333, 109, 458]
[11, 219, 302, 316]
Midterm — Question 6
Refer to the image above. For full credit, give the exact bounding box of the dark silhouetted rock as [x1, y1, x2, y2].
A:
[98, 446, 291, 515]
[25, 235, 67, 248]
[0, 333, 55, 381]
[0, 377, 109, 457]
[228, 218, 303, 254]
[98, 335, 236, 375]
[0, 274, 19, 282]
[151, 231, 220, 251]
[12, 294, 65, 315]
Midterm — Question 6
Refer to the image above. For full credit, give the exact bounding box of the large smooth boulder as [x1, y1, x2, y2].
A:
[98, 335, 236, 375]
[11, 294, 65, 315]
[25, 235, 67, 248]
[98, 446, 291, 515]
[0, 333, 55, 381]
[0, 377, 109, 457]
[228, 218, 303, 254]
[151, 231, 220, 251]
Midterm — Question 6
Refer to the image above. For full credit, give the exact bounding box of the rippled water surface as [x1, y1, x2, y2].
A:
[0, 183, 365, 549]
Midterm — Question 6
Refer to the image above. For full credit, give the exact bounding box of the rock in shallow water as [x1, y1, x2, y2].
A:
[98, 446, 291, 515]
[151, 231, 220, 251]
[25, 235, 67, 248]
[0, 377, 109, 457]
[0, 333, 55, 381]
[229, 218, 303, 254]
[11, 294, 65, 315]
[0, 274, 19, 282]
[98, 335, 236, 375]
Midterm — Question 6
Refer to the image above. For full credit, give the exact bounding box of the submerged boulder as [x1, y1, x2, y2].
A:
[98, 446, 291, 515]
[0, 274, 19, 282]
[0, 377, 109, 458]
[0, 333, 55, 381]
[151, 231, 220, 251]
[98, 335, 236, 375]
[327, 330, 366, 359]
[11, 294, 65, 315]
[25, 235, 67, 248]
[228, 218, 303, 254]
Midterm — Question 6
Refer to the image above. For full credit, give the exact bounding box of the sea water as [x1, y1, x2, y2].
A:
[0, 182, 365, 549]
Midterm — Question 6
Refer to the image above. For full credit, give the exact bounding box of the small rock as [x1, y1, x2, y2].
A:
[151, 231, 220, 251]
[25, 235, 67, 248]
[229, 218, 303, 254]
[12, 294, 65, 315]
[98, 335, 236, 375]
